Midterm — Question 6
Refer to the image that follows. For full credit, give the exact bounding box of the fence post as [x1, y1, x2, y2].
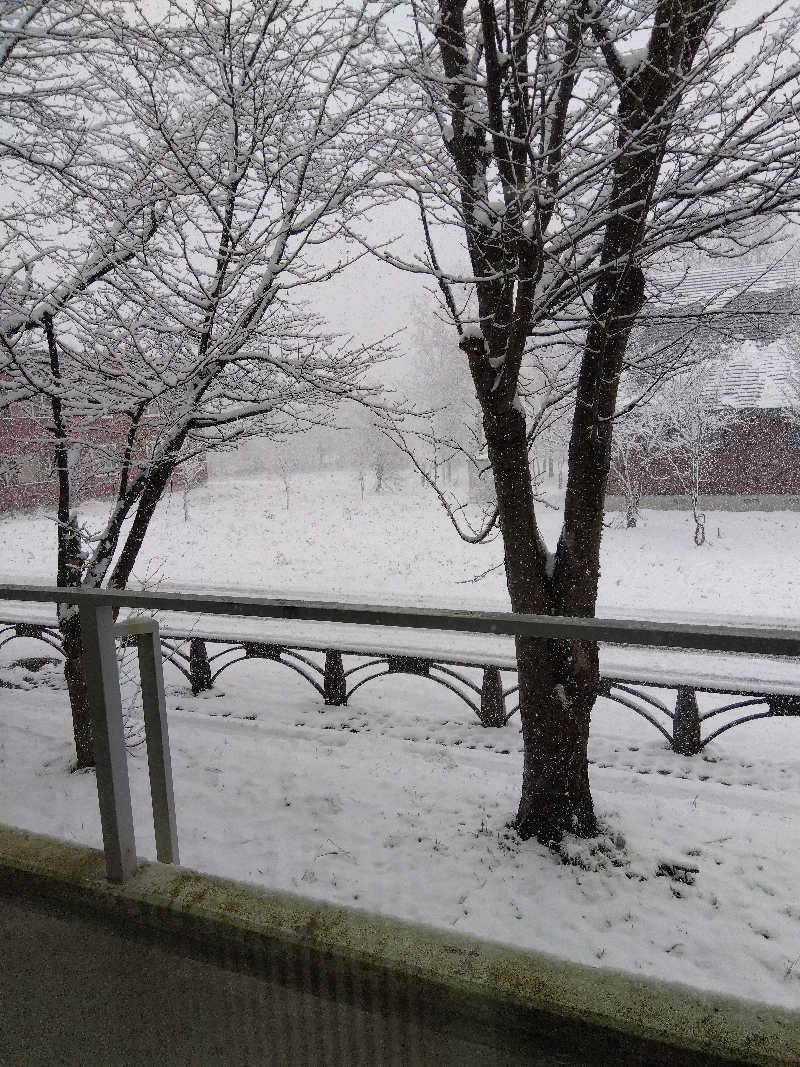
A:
[480, 666, 506, 727]
[673, 685, 702, 755]
[324, 650, 347, 706]
[189, 636, 213, 694]
[137, 623, 179, 865]
[79, 604, 137, 881]
[116, 619, 179, 866]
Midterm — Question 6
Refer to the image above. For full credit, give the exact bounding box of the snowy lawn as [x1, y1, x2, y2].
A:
[1, 652, 800, 1012]
[4, 467, 800, 620]
[2, 469, 800, 1010]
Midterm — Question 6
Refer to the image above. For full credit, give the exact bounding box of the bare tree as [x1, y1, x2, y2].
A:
[609, 365, 733, 538]
[389, 315, 576, 547]
[609, 406, 660, 529]
[0, 0, 397, 767]
[368, 0, 800, 843]
[170, 452, 207, 523]
[0, 1, 109, 174]
[357, 419, 398, 493]
[648, 365, 735, 544]
[274, 451, 293, 512]
[403, 299, 477, 488]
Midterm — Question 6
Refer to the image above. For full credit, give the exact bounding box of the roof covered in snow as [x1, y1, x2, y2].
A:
[712, 342, 796, 409]
[621, 342, 799, 414]
[633, 260, 800, 407]
[675, 260, 800, 302]
[643, 260, 800, 344]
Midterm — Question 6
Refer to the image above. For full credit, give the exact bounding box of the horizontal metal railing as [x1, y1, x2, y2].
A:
[3, 583, 800, 655]
[2, 583, 800, 883]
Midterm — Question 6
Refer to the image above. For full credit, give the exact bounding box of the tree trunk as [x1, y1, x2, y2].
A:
[46, 314, 95, 769]
[59, 609, 94, 768]
[484, 408, 599, 844]
[626, 491, 639, 528]
[514, 634, 597, 843]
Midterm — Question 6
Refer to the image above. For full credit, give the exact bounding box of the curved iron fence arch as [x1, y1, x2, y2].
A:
[211, 648, 326, 698]
[702, 706, 800, 747]
[346, 666, 482, 718]
[1, 611, 799, 756]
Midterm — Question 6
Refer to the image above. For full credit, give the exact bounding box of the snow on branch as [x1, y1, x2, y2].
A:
[1, 0, 404, 597]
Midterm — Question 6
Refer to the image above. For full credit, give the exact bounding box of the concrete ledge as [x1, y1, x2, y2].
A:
[2, 824, 799, 1066]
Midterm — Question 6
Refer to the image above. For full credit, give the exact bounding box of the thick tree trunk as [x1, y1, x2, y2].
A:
[626, 491, 639, 528]
[514, 635, 597, 843]
[439, 0, 721, 847]
[484, 408, 599, 844]
[59, 609, 94, 768]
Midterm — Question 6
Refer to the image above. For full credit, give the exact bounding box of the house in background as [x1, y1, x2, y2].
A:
[701, 342, 800, 498]
[0, 396, 124, 514]
[0, 398, 207, 516]
[607, 261, 800, 511]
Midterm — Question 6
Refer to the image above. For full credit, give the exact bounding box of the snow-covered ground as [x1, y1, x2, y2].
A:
[4, 467, 800, 619]
[2, 469, 800, 1010]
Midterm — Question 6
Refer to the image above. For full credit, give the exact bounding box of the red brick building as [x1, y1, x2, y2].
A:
[0, 398, 122, 513]
[608, 269, 800, 507]
[0, 399, 206, 515]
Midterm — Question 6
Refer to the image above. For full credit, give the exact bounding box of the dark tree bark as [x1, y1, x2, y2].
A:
[60, 609, 94, 767]
[47, 326, 184, 767]
[45, 314, 95, 768]
[45, 311, 177, 768]
[429, 0, 719, 844]
[189, 638, 213, 695]
[483, 407, 598, 840]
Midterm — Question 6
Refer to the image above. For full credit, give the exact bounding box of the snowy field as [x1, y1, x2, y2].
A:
[2, 469, 800, 1010]
[5, 466, 800, 619]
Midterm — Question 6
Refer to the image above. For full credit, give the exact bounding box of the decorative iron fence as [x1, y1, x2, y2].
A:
[2, 583, 800, 881]
[4, 612, 800, 758]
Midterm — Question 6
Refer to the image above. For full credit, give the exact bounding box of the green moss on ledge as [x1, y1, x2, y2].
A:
[1, 823, 798, 1066]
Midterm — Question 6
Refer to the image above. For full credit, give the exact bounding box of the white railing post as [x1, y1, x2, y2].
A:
[79, 603, 137, 882]
[117, 618, 179, 865]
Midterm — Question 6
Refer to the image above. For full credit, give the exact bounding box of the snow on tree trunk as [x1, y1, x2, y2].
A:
[483, 407, 598, 840]
[372, 0, 800, 846]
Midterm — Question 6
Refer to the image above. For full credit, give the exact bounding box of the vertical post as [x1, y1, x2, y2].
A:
[137, 623, 179, 865]
[323, 650, 347, 706]
[79, 604, 137, 882]
[479, 666, 506, 727]
[189, 636, 212, 694]
[673, 685, 702, 756]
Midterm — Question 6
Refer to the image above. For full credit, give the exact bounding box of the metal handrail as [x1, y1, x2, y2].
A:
[3, 583, 800, 656]
[3, 584, 800, 885]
